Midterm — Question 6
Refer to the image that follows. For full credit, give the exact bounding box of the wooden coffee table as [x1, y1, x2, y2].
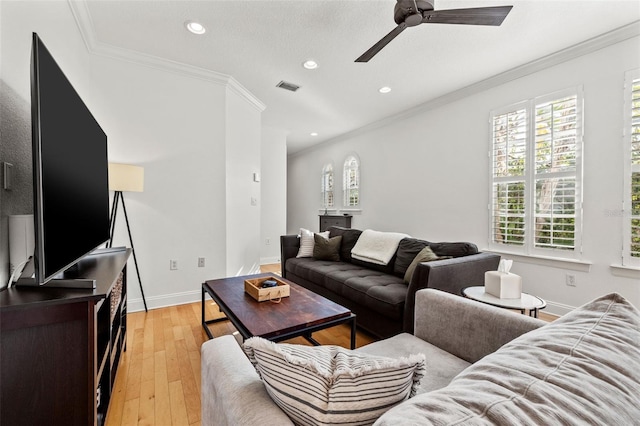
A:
[202, 273, 356, 349]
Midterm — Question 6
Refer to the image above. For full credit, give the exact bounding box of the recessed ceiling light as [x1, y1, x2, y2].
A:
[185, 21, 206, 35]
[379, 86, 391, 94]
[303, 60, 318, 70]
[310, 132, 319, 137]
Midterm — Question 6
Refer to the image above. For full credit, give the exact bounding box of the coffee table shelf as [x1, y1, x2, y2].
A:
[202, 273, 356, 349]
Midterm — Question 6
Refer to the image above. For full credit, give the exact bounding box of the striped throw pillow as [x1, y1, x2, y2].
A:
[296, 228, 329, 258]
[243, 337, 426, 426]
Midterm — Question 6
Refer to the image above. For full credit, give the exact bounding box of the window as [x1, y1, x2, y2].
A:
[623, 69, 640, 266]
[321, 163, 334, 208]
[490, 88, 583, 257]
[343, 155, 360, 207]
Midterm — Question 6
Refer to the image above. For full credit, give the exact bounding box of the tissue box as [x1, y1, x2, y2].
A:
[484, 271, 522, 299]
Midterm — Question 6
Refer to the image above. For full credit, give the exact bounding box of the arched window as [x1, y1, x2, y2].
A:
[321, 163, 334, 208]
[343, 155, 360, 207]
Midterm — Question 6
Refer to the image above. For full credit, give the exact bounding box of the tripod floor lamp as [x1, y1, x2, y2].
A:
[108, 163, 148, 312]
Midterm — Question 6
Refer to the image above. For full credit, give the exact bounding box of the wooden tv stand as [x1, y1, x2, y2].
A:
[0, 247, 131, 426]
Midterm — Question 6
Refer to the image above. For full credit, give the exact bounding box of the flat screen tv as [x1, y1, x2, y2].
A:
[28, 33, 110, 286]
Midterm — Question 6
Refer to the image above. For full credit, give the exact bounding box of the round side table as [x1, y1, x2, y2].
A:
[462, 286, 546, 318]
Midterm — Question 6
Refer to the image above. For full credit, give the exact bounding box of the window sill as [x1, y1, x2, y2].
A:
[484, 249, 592, 272]
[610, 264, 640, 279]
[339, 209, 361, 215]
[318, 209, 339, 215]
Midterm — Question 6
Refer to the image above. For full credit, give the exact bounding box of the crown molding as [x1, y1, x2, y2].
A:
[68, 0, 265, 112]
[290, 20, 640, 158]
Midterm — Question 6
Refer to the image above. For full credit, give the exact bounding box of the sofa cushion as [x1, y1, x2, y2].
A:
[243, 337, 426, 426]
[286, 258, 406, 320]
[328, 226, 362, 262]
[339, 274, 407, 320]
[374, 293, 640, 425]
[312, 234, 342, 261]
[429, 241, 478, 258]
[394, 238, 430, 277]
[357, 332, 471, 394]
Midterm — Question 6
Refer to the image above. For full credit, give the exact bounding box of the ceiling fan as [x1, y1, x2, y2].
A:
[356, 0, 513, 62]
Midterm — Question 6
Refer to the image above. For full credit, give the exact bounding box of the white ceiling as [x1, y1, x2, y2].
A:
[79, 0, 640, 153]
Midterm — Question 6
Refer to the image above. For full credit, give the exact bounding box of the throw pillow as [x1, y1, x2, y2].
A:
[394, 238, 430, 277]
[404, 246, 450, 283]
[243, 337, 426, 426]
[329, 227, 362, 262]
[312, 233, 342, 261]
[296, 228, 329, 258]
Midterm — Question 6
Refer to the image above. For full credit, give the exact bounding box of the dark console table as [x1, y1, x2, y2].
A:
[0, 247, 131, 426]
[319, 214, 352, 232]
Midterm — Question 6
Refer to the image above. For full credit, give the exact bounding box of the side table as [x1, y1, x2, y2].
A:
[462, 286, 546, 318]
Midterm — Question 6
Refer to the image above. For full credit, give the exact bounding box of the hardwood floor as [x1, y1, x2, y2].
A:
[105, 265, 374, 426]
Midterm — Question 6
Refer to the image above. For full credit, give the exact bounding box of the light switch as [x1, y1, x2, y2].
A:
[3, 162, 13, 190]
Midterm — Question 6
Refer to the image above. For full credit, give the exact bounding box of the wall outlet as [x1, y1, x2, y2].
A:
[265, 238, 270, 245]
[170, 259, 178, 270]
[566, 273, 576, 287]
[198, 257, 205, 267]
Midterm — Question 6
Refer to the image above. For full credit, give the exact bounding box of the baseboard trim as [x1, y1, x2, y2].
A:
[260, 257, 281, 265]
[128, 289, 201, 313]
[544, 300, 576, 317]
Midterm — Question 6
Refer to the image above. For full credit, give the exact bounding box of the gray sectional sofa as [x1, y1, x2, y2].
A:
[280, 226, 501, 337]
[201, 289, 640, 425]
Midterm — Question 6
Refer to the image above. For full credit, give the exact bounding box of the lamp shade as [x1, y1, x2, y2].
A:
[108, 163, 144, 192]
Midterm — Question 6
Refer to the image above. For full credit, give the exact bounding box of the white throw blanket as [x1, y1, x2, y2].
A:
[351, 229, 409, 266]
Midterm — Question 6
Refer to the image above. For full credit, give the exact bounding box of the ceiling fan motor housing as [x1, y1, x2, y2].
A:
[394, 0, 435, 25]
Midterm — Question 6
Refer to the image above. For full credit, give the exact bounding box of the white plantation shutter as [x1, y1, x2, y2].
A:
[533, 94, 580, 250]
[321, 163, 334, 208]
[491, 106, 527, 246]
[490, 88, 583, 257]
[343, 155, 360, 207]
[623, 70, 640, 265]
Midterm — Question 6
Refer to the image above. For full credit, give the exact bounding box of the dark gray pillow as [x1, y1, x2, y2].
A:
[328, 227, 362, 262]
[394, 238, 430, 277]
[313, 234, 342, 261]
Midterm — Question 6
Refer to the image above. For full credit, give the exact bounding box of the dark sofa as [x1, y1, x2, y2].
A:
[281, 226, 501, 338]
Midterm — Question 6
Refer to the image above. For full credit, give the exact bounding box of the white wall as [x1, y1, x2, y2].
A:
[287, 35, 640, 314]
[225, 87, 262, 276]
[89, 53, 231, 309]
[260, 127, 288, 264]
[0, 1, 268, 309]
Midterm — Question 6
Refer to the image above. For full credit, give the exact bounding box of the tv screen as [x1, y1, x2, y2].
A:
[31, 33, 110, 285]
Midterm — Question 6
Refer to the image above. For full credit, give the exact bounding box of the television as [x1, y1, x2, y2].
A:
[25, 33, 110, 287]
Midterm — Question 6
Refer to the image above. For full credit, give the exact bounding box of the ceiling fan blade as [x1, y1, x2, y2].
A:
[355, 23, 407, 63]
[422, 6, 513, 26]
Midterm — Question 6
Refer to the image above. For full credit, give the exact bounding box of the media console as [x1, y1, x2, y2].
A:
[0, 247, 131, 426]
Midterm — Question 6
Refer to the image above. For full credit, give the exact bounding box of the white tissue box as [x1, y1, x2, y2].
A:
[484, 271, 522, 299]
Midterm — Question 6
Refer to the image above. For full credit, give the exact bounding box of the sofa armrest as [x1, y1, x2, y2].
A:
[201, 335, 294, 426]
[413, 289, 545, 363]
[403, 252, 501, 333]
[280, 234, 300, 279]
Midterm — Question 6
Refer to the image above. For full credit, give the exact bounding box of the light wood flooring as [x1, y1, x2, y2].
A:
[105, 265, 374, 426]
